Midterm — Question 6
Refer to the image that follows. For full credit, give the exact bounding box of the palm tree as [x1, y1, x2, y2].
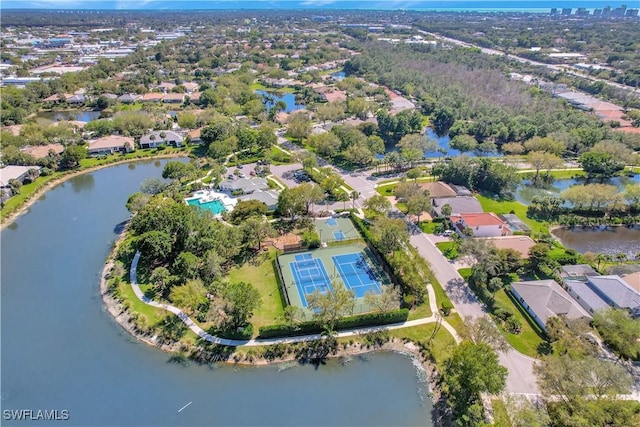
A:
[338, 192, 350, 210]
[350, 191, 360, 210]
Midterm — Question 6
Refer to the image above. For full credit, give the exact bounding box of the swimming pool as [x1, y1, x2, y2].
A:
[187, 198, 226, 215]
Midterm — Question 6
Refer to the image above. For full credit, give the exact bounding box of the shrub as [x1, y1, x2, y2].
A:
[505, 317, 522, 334]
[258, 309, 409, 338]
[441, 301, 453, 316]
[494, 307, 514, 321]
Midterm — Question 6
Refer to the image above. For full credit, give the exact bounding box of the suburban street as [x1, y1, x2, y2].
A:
[410, 232, 539, 395]
[269, 134, 540, 394]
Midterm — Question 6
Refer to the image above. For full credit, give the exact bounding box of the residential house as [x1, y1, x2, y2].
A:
[238, 190, 279, 210]
[140, 93, 164, 103]
[66, 94, 86, 105]
[0, 165, 41, 187]
[117, 93, 140, 103]
[188, 91, 201, 105]
[560, 264, 600, 282]
[139, 130, 183, 149]
[450, 212, 511, 237]
[21, 143, 65, 159]
[510, 280, 592, 331]
[87, 135, 134, 156]
[482, 236, 536, 259]
[564, 274, 640, 317]
[187, 128, 203, 144]
[219, 177, 269, 194]
[182, 82, 199, 93]
[0, 165, 41, 201]
[432, 196, 483, 216]
[157, 82, 176, 92]
[162, 93, 184, 104]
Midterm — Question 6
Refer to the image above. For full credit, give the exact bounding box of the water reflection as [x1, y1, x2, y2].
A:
[34, 110, 107, 123]
[552, 226, 640, 257]
[70, 173, 95, 193]
[516, 174, 640, 206]
[255, 90, 304, 113]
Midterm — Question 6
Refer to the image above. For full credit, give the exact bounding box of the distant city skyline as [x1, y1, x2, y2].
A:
[1, 1, 633, 11]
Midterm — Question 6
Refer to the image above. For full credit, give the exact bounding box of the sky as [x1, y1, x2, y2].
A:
[0, 1, 622, 11]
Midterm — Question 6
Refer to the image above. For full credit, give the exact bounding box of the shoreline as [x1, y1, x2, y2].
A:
[98, 233, 442, 399]
[0, 153, 189, 232]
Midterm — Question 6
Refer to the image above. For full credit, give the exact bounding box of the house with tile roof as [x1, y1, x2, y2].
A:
[564, 274, 640, 317]
[450, 212, 511, 237]
[511, 280, 592, 331]
[87, 135, 135, 156]
[139, 130, 184, 149]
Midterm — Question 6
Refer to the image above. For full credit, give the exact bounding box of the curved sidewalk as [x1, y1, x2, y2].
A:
[128, 251, 460, 348]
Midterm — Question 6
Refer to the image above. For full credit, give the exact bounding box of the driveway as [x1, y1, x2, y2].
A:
[410, 232, 539, 394]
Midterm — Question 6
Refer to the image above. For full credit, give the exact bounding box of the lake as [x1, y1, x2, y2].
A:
[552, 226, 640, 257]
[515, 174, 640, 206]
[0, 159, 433, 427]
[255, 89, 305, 113]
[385, 128, 503, 158]
[34, 110, 107, 123]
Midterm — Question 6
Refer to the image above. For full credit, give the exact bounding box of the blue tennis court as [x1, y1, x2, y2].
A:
[332, 253, 382, 298]
[333, 231, 346, 241]
[326, 218, 338, 227]
[289, 254, 333, 307]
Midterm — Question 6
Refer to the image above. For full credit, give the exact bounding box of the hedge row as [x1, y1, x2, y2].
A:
[258, 308, 409, 339]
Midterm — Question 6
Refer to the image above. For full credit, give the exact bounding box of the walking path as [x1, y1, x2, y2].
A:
[128, 251, 460, 348]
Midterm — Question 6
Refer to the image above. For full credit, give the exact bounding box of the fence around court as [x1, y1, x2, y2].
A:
[276, 243, 394, 314]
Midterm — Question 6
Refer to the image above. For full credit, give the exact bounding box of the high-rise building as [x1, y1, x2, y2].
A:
[593, 8, 603, 16]
[575, 7, 590, 16]
[561, 8, 572, 15]
[626, 8, 639, 16]
[603, 6, 611, 16]
[550, 8, 558, 15]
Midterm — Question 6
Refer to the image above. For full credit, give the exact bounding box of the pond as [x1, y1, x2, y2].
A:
[515, 174, 640, 206]
[34, 110, 107, 122]
[255, 89, 305, 113]
[385, 128, 503, 158]
[552, 226, 640, 257]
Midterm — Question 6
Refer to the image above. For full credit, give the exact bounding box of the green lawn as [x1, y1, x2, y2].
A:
[493, 289, 545, 357]
[407, 300, 433, 320]
[475, 194, 548, 235]
[389, 323, 458, 366]
[419, 220, 441, 234]
[226, 249, 285, 333]
[458, 268, 545, 357]
[250, 82, 296, 93]
[118, 281, 165, 326]
[435, 241, 458, 259]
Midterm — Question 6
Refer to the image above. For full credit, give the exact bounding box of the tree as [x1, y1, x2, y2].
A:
[450, 134, 478, 154]
[171, 251, 201, 280]
[364, 286, 401, 313]
[126, 192, 151, 213]
[527, 151, 564, 183]
[579, 151, 625, 179]
[177, 112, 197, 130]
[364, 194, 392, 215]
[282, 305, 307, 327]
[162, 161, 197, 182]
[535, 355, 632, 406]
[592, 308, 640, 360]
[138, 231, 173, 263]
[443, 342, 507, 423]
[239, 216, 275, 250]
[350, 191, 360, 210]
[308, 132, 341, 157]
[140, 177, 167, 195]
[406, 167, 423, 182]
[169, 279, 207, 315]
[623, 183, 640, 209]
[223, 281, 262, 329]
[150, 266, 172, 298]
[528, 243, 552, 273]
[462, 316, 509, 353]
[405, 191, 431, 223]
[440, 203, 452, 218]
[60, 145, 86, 169]
[287, 112, 311, 142]
[7, 179, 22, 195]
[373, 217, 409, 255]
[523, 136, 565, 156]
[229, 200, 269, 225]
[337, 191, 350, 210]
[306, 281, 355, 328]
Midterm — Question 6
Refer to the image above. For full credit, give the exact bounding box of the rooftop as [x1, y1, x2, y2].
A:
[0, 165, 41, 187]
[88, 135, 133, 151]
[432, 196, 482, 215]
[483, 236, 536, 258]
[451, 212, 507, 227]
[419, 181, 457, 199]
[512, 279, 592, 327]
[587, 275, 640, 310]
